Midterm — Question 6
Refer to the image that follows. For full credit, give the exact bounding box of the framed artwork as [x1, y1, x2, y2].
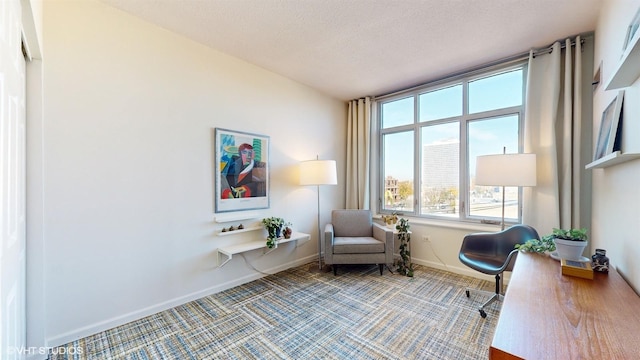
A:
[214, 128, 270, 213]
[622, 7, 640, 54]
[593, 90, 624, 161]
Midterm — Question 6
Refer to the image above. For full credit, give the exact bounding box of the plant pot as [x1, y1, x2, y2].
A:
[553, 238, 588, 260]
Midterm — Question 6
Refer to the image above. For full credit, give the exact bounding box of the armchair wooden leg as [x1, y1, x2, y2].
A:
[333, 265, 337, 276]
[378, 264, 383, 275]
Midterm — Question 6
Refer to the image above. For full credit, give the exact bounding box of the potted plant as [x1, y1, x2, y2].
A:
[262, 217, 289, 248]
[548, 227, 588, 260]
[262, 217, 285, 237]
[395, 218, 414, 277]
[381, 212, 399, 228]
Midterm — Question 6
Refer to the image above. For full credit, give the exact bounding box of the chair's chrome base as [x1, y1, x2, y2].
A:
[465, 289, 504, 318]
[465, 273, 505, 318]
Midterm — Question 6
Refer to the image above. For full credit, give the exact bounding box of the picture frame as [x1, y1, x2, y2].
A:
[214, 128, 270, 213]
[622, 7, 640, 54]
[593, 90, 624, 161]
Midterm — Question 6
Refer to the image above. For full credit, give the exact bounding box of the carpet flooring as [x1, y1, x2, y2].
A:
[48, 263, 500, 360]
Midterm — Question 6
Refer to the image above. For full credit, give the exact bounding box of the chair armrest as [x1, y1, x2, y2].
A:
[499, 249, 520, 273]
[373, 223, 395, 264]
[324, 224, 335, 265]
[460, 232, 499, 254]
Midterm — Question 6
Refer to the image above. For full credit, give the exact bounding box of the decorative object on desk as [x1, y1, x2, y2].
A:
[214, 128, 270, 213]
[514, 234, 556, 254]
[550, 228, 588, 261]
[381, 212, 398, 228]
[261, 217, 287, 239]
[561, 258, 593, 280]
[593, 91, 624, 161]
[283, 226, 292, 239]
[394, 218, 414, 277]
[475, 147, 537, 230]
[238, 224, 244, 229]
[228, 225, 235, 231]
[299, 156, 338, 272]
[592, 248, 610, 273]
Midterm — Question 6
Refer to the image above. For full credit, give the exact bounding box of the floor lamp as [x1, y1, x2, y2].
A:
[300, 157, 337, 271]
[475, 148, 536, 230]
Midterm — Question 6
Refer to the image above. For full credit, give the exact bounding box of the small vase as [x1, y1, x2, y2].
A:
[592, 248, 609, 273]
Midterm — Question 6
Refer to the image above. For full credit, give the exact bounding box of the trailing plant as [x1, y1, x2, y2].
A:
[266, 237, 277, 249]
[395, 218, 414, 277]
[515, 236, 556, 253]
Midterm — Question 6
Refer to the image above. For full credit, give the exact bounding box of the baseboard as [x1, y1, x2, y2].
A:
[46, 254, 317, 348]
[410, 257, 511, 283]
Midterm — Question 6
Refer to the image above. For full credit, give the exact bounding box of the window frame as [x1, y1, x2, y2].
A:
[377, 61, 528, 225]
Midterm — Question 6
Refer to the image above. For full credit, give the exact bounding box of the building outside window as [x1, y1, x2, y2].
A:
[378, 63, 527, 224]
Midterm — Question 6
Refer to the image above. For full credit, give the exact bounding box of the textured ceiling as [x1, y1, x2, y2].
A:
[100, 0, 603, 101]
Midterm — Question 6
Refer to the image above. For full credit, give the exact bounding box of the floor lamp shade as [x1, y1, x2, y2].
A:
[299, 160, 337, 186]
[475, 153, 537, 187]
[475, 153, 536, 231]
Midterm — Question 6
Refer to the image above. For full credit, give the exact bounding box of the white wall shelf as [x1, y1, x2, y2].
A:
[605, 29, 640, 90]
[216, 231, 310, 267]
[217, 226, 262, 236]
[585, 151, 640, 169]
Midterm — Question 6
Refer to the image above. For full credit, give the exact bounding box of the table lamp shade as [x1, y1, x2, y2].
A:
[475, 153, 537, 187]
[299, 160, 337, 186]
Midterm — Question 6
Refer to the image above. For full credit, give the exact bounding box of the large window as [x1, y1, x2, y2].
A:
[379, 65, 526, 224]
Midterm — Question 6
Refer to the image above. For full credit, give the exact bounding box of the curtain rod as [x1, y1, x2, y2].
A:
[374, 32, 593, 100]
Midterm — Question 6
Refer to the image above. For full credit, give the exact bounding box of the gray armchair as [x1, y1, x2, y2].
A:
[324, 210, 394, 275]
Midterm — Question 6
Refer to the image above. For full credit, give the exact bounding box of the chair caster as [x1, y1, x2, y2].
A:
[479, 309, 487, 318]
[465, 290, 470, 298]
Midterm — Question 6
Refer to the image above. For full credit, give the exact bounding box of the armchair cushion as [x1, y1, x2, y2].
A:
[333, 236, 385, 254]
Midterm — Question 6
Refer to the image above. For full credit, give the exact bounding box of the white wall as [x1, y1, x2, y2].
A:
[592, 0, 640, 293]
[37, 0, 346, 346]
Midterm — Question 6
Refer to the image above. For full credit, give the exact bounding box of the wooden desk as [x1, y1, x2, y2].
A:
[490, 252, 640, 359]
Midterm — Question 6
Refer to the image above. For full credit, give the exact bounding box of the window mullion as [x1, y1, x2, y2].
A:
[413, 95, 420, 215]
[460, 80, 469, 220]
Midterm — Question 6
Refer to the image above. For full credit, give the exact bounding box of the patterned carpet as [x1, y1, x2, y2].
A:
[49, 263, 500, 360]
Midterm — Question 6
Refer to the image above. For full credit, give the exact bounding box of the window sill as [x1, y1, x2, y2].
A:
[375, 214, 504, 232]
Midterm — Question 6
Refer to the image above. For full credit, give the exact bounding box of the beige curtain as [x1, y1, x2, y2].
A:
[523, 36, 591, 234]
[346, 97, 371, 209]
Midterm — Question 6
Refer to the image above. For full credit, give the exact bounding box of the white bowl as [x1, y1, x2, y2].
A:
[553, 238, 588, 260]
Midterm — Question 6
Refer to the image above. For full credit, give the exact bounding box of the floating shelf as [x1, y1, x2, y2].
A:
[585, 151, 640, 169]
[216, 232, 310, 267]
[605, 27, 640, 90]
[217, 226, 262, 236]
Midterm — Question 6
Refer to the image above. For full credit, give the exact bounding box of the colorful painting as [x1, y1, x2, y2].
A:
[215, 128, 269, 213]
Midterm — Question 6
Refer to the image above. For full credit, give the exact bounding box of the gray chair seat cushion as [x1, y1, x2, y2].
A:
[333, 236, 385, 254]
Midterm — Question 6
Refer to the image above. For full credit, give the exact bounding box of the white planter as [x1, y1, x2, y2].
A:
[553, 238, 588, 260]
